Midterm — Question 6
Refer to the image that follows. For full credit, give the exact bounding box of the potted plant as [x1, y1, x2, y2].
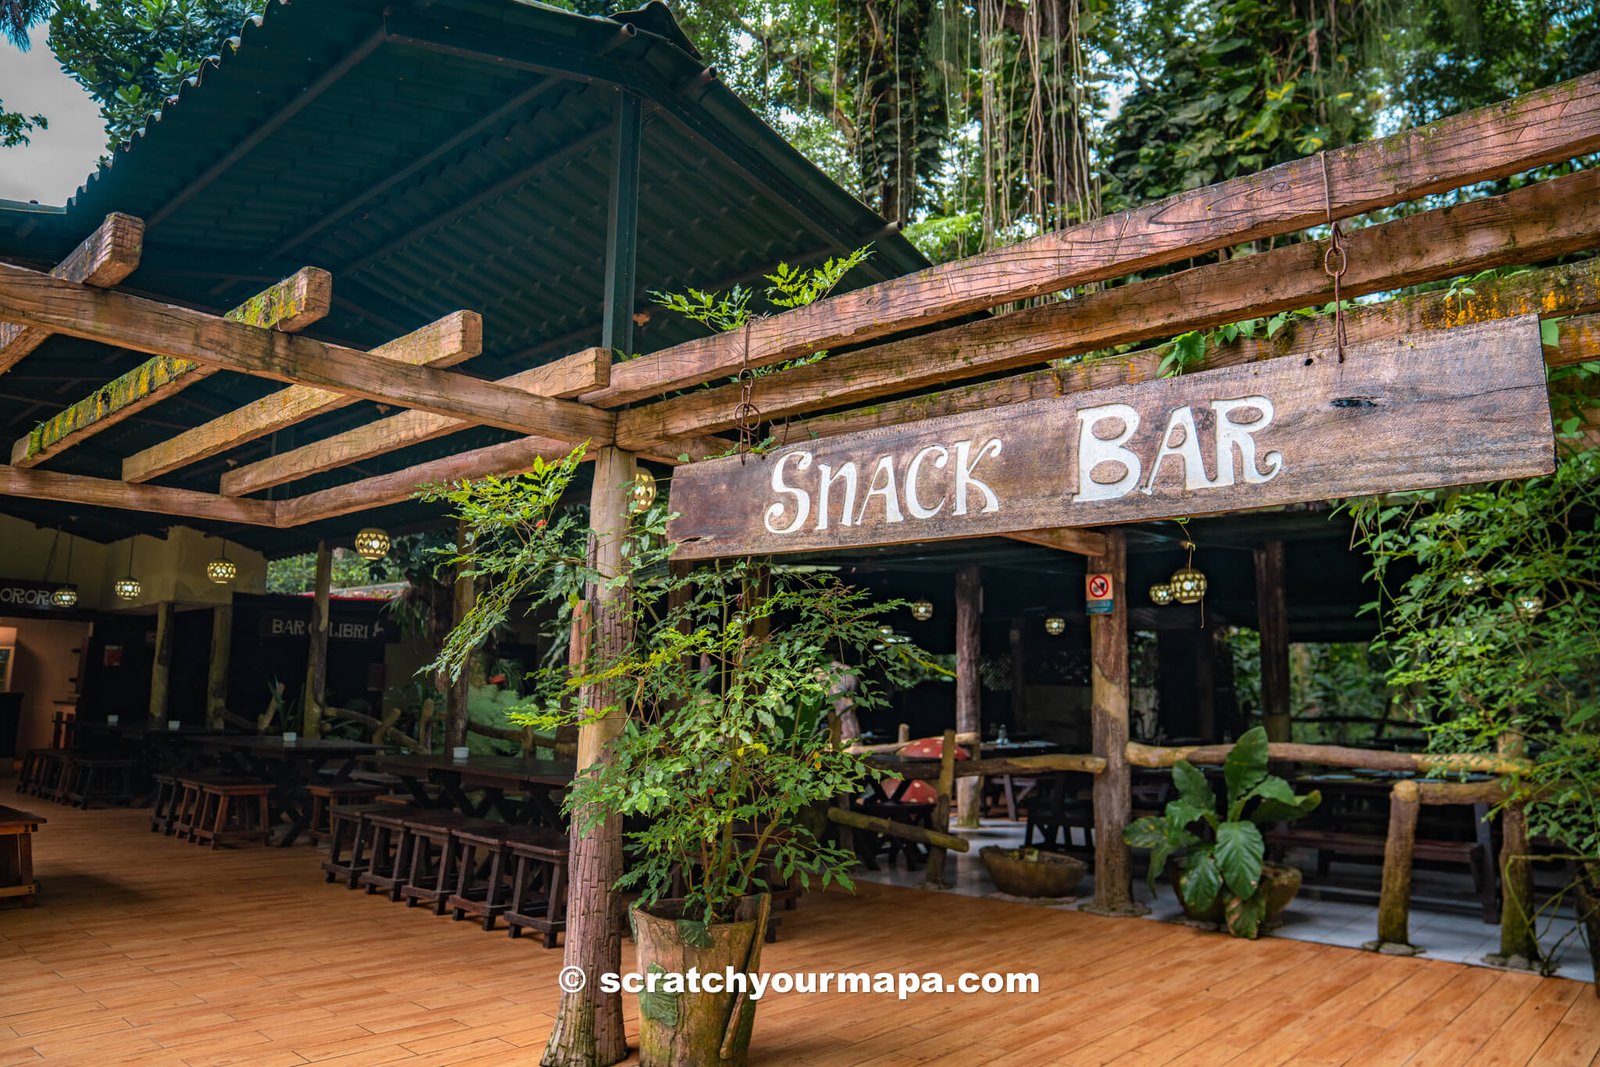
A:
[425, 447, 922, 1066]
[1123, 726, 1320, 938]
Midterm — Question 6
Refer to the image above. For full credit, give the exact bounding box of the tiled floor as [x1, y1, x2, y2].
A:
[854, 818, 1596, 984]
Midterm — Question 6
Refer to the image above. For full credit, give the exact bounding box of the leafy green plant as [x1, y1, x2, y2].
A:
[1124, 726, 1320, 938]
[423, 446, 924, 926]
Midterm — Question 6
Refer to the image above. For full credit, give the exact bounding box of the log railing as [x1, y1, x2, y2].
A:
[1125, 740, 1532, 777]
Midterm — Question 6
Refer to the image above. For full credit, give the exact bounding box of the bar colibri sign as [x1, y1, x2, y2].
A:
[666, 318, 1555, 559]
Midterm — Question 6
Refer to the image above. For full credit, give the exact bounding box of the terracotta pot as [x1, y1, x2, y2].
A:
[1177, 862, 1303, 926]
[630, 894, 769, 1067]
[980, 846, 1087, 898]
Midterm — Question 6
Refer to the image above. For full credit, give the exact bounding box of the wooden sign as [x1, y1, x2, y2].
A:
[667, 317, 1554, 560]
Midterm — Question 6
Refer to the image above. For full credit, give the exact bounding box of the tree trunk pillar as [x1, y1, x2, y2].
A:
[1375, 779, 1421, 949]
[1255, 541, 1291, 742]
[303, 540, 331, 738]
[206, 600, 232, 729]
[1084, 530, 1143, 915]
[925, 729, 958, 888]
[149, 601, 174, 725]
[954, 565, 983, 827]
[446, 518, 475, 750]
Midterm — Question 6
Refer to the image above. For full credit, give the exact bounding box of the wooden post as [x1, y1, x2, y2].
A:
[205, 600, 232, 729]
[925, 729, 958, 888]
[445, 518, 475, 750]
[1084, 530, 1143, 915]
[896, 723, 910, 744]
[1496, 732, 1540, 965]
[954, 565, 983, 827]
[149, 601, 174, 724]
[1375, 779, 1421, 949]
[1255, 541, 1291, 742]
[302, 540, 331, 738]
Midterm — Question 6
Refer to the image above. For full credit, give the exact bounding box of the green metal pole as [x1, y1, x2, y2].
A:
[602, 89, 643, 356]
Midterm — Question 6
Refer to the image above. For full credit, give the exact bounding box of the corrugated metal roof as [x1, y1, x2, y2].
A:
[0, 0, 926, 555]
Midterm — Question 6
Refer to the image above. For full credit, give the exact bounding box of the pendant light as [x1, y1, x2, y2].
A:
[1456, 567, 1484, 594]
[114, 539, 141, 601]
[910, 599, 934, 621]
[1044, 616, 1066, 636]
[205, 538, 237, 585]
[1169, 541, 1208, 605]
[47, 527, 77, 608]
[628, 470, 658, 513]
[1148, 582, 1175, 606]
[1512, 592, 1544, 619]
[354, 528, 391, 561]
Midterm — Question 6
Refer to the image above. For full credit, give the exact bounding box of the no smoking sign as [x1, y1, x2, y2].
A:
[1086, 572, 1114, 615]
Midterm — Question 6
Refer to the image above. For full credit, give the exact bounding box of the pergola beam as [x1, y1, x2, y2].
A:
[0, 213, 144, 375]
[1005, 528, 1110, 557]
[0, 261, 616, 449]
[122, 310, 487, 483]
[12, 267, 333, 467]
[615, 165, 1600, 451]
[0, 464, 276, 525]
[576, 70, 1600, 408]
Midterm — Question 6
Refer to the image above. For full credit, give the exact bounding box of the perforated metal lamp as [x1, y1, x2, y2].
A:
[1170, 541, 1208, 605]
[628, 470, 658, 513]
[51, 586, 78, 608]
[1044, 616, 1067, 636]
[1513, 592, 1544, 619]
[1149, 582, 1175, 606]
[49, 526, 77, 607]
[114, 539, 141, 601]
[354, 527, 391, 561]
[910, 599, 934, 621]
[206, 557, 237, 584]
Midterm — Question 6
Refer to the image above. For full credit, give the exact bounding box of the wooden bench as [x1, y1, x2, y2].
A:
[0, 804, 46, 905]
[58, 757, 137, 809]
[1266, 827, 1497, 921]
[505, 832, 572, 948]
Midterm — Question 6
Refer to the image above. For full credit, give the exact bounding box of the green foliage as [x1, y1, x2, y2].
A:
[0, 99, 46, 148]
[423, 446, 927, 925]
[1347, 422, 1600, 863]
[47, 0, 255, 148]
[265, 546, 392, 595]
[1123, 725, 1321, 938]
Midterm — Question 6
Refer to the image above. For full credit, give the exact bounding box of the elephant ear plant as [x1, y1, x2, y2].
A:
[1124, 726, 1321, 938]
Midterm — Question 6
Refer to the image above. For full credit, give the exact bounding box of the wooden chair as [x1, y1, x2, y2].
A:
[191, 781, 274, 849]
[505, 833, 572, 948]
[305, 781, 386, 846]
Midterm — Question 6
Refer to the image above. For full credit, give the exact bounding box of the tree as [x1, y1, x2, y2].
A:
[1, 0, 50, 148]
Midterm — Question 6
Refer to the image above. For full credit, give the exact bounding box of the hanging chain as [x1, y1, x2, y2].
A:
[1320, 151, 1348, 363]
[732, 324, 762, 464]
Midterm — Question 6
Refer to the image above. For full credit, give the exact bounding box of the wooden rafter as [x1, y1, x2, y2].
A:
[12, 267, 332, 467]
[121, 310, 489, 483]
[216, 346, 610, 496]
[0, 213, 144, 375]
[0, 261, 616, 447]
[0, 464, 276, 525]
[1005, 528, 1110, 557]
[614, 165, 1600, 453]
[579, 71, 1600, 409]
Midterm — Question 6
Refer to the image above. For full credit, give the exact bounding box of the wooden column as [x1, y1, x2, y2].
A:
[445, 519, 475, 750]
[954, 565, 983, 827]
[1084, 530, 1143, 915]
[1376, 779, 1421, 948]
[1254, 541, 1291, 742]
[148, 601, 174, 724]
[302, 540, 331, 738]
[924, 729, 958, 888]
[1496, 733, 1539, 963]
[543, 84, 641, 1067]
[206, 600, 232, 729]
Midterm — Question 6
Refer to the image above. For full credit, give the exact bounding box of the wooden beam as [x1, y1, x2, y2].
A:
[1085, 530, 1139, 916]
[954, 566, 982, 828]
[0, 262, 616, 449]
[617, 166, 1600, 452]
[0, 465, 277, 526]
[584, 71, 1600, 408]
[1004, 527, 1109, 558]
[1126, 740, 1534, 776]
[13, 268, 333, 467]
[122, 310, 484, 483]
[1256, 541, 1291, 743]
[786, 254, 1600, 445]
[0, 213, 144, 374]
[216, 346, 609, 497]
[275, 434, 573, 526]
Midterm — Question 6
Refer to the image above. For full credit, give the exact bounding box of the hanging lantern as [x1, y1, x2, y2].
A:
[206, 557, 237, 584]
[1170, 541, 1208, 605]
[114, 576, 142, 601]
[51, 586, 78, 608]
[1513, 592, 1544, 619]
[354, 528, 391, 561]
[1044, 616, 1066, 636]
[628, 470, 658, 513]
[49, 526, 77, 608]
[910, 599, 934, 621]
[1456, 567, 1484, 594]
[877, 623, 896, 637]
[1149, 582, 1175, 606]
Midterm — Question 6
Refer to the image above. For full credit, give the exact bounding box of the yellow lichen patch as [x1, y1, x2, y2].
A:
[25, 356, 201, 459]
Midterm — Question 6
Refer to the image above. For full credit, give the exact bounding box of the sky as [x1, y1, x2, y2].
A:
[0, 25, 108, 206]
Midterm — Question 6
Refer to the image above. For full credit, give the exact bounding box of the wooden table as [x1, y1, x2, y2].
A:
[202, 737, 379, 845]
[73, 723, 236, 803]
[364, 753, 574, 827]
[0, 804, 45, 905]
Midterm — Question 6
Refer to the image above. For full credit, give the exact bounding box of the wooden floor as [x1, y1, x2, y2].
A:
[1, 804, 1595, 1067]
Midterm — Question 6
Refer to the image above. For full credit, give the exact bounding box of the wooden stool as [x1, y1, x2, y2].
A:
[358, 809, 427, 900]
[505, 833, 572, 947]
[305, 781, 386, 846]
[148, 774, 180, 834]
[398, 812, 497, 914]
[59, 758, 137, 809]
[446, 824, 561, 931]
[174, 776, 248, 841]
[0, 804, 46, 906]
[192, 781, 273, 849]
[322, 803, 415, 888]
[16, 749, 61, 796]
